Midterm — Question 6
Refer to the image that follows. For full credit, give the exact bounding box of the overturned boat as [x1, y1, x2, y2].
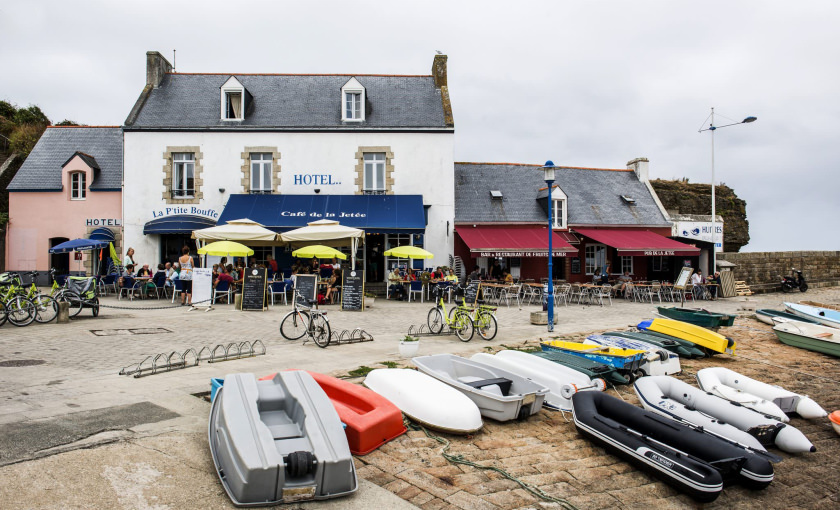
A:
[584, 334, 681, 377]
[637, 318, 735, 355]
[635, 376, 813, 453]
[696, 367, 827, 422]
[604, 330, 706, 359]
[413, 354, 548, 421]
[209, 371, 357, 507]
[571, 391, 776, 502]
[656, 306, 735, 328]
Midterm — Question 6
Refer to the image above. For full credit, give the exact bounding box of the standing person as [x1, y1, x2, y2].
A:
[124, 247, 136, 269]
[266, 254, 278, 276]
[601, 264, 611, 284]
[179, 245, 195, 306]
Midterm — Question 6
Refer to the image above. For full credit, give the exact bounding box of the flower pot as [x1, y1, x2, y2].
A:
[365, 297, 375, 308]
[398, 340, 419, 358]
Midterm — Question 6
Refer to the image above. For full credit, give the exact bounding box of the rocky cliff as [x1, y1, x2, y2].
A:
[650, 179, 749, 252]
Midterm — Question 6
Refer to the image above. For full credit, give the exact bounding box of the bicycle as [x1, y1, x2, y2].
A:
[280, 290, 332, 348]
[445, 283, 498, 341]
[426, 285, 474, 342]
[0, 276, 36, 327]
[17, 271, 58, 323]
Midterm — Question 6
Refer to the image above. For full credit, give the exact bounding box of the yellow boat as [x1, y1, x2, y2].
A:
[637, 318, 735, 355]
[540, 340, 647, 371]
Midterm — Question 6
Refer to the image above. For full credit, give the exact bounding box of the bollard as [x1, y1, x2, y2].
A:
[57, 301, 70, 323]
[234, 294, 242, 310]
[530, 311, 557, 325]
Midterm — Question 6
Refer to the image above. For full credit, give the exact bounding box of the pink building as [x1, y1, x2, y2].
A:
[5, 126, 122, 283]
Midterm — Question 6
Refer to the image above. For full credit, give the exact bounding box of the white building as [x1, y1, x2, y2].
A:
[123, 52, 455, 281]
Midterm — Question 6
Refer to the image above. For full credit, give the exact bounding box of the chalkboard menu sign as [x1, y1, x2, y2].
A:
[463, 281, 480, 305]
[241, 268, 267, 311]
[294, 274, 318, 308]
[341, 270, 365, 311]
[571, 258, 581, 275]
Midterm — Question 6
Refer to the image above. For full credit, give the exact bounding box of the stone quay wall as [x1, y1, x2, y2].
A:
[718, 251, 840, 293]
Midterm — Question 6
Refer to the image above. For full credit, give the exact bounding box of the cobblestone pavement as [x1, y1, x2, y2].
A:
[1, 287, 839, 508]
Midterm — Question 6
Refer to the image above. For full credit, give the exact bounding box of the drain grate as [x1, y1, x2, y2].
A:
[90, 328, 172, 336]
[0, 360, 47, 367]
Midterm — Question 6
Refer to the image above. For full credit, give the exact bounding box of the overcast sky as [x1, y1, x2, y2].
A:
[2, 1, 839, 252]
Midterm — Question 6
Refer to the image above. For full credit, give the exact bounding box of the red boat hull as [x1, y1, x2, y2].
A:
[260, 370, 406, 455]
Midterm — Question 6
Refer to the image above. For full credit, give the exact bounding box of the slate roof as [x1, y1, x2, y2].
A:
[454, 163, 670, 227]
[126, 74, 449, 130]
[7, 127, 122, 191]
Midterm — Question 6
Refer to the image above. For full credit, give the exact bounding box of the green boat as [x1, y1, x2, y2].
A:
[530, 351, 630, 385]
[656, 307, 735, 328]
[603, 330, 706, 359]
[773, 321, 840, 357]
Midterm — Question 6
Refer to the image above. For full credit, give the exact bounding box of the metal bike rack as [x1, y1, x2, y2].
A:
[197, 340, 266, 363]
[328, 328, 374, 345]
[407, 324, 456, 337]
[119, 347, 199, 378]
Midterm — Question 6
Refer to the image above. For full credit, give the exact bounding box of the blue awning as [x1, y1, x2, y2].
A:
[88, 227, 116, 242]
[218, 194, 426, 233]
[49, 238, 110, 253]
[144, 214, 217, 235]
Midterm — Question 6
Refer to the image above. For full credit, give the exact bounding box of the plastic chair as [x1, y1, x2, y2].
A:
[270, 281, 287, 306]
[118, 276, 140, 300]
[499, 284, 521, 307]
[151, 272, 168, 299]
[555, 283, 571, 306]
[596, 284, 613, 306]
[171, 279, 183, 303]
[213, 280, 233, 304]
[101, 274, 117, 295]
[408, 280, 424, 303]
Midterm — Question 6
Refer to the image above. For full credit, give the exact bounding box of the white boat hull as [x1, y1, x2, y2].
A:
[364, 369, 483, 434]
[471, 351, 603, 412]
[784, 302, 840, 329]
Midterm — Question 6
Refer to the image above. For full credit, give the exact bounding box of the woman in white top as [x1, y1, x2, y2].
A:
[124, 247, 136, 269]
[178, 245, 195, 305]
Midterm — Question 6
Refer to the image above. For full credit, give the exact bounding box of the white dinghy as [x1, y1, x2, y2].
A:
[585, 334, 681, 376]
[363, 369, 483, 434]
[696, 367, 827, 422]
[470, 351, 604, 412]
[635, 376, 814, 453]
[412, 354, 548, 421]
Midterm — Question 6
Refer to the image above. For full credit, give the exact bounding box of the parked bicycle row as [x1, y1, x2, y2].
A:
[0, 269, 99, 327]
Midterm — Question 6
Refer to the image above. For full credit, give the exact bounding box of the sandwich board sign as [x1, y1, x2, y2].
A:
[191, 267, 213, 311]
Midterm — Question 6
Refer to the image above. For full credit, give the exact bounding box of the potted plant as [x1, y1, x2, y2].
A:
[364, 292, 376, 308]
[398, 334, 420, 357]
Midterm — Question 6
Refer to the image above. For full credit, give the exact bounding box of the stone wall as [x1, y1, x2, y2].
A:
[718, 251, 840, 292]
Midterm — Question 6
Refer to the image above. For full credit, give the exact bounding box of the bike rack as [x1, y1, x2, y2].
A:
[328, 328, 374, 345]
[119, 340, 266, 377]
[119, 348, 199, 378]
[407, 324, 456, 337]
[197, 340, 266, 363]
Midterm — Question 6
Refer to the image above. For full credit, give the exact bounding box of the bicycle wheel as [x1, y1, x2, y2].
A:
[8, 297, 36, 327]
[427, 307, 444, 334]
[0, 301, 7, 327]
[91, 297, 100, 317]
[454, 311, 474, 342]
[310, 314, 331, 348]
[475, 311, 498, 341]
[57, 291, 84, 318]
[33, 295, 58, 323]
[280, 310, 310, 340]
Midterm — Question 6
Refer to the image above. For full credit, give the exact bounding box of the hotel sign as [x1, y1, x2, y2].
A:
[86, 218, 122, 227]
[477, 251, 569, 258]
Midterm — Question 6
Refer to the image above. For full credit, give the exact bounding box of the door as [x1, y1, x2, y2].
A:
[49, 237, 70, 278]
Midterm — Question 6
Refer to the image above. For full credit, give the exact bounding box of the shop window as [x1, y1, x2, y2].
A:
[620, 256, 633, 275]
[250, 153, 272, 193]
[652, 256, 669, 272]
[250, 246, 273, 265]
[551, 198, 566, 229]
[172, 153, 195, 198]
[585, 244, 606, 275]
[70, 171, 86, 200]
[363, 153, 386, 194]
[341, 77, 365, 122]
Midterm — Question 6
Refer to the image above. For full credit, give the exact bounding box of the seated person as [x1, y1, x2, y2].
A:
[467, 267, 480, 282]
[708, 271, 721, 299]
[214, 266, 235, 303]
[444, 269, 459, 284]
[119, 264, 135, 288]
[503, 271, 514, 284]
[430, 266, 445, 281]
[592, 266, 602, 284]
[613, 271, 632, 295]
[163, 262, 175, 287]
[136, 264, 153, 278]
[325, 269, 342, 303]
[388, 267, 406, 300]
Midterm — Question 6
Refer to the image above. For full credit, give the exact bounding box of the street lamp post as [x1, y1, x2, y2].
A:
[699, 109, 757, 274]
[543, 161, 556, 332]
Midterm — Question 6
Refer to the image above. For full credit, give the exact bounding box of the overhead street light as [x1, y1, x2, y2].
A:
[698, 108, 757, 274]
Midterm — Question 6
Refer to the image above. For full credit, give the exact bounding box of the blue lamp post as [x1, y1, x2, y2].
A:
[543, 160, 556, 332]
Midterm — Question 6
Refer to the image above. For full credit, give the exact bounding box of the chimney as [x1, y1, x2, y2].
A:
[627, 157, 649, 182]
[432, 54, 448, 88]
[146, 51, 173, 89]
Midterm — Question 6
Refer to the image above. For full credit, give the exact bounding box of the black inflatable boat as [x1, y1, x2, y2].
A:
[571, 391, 776, 502]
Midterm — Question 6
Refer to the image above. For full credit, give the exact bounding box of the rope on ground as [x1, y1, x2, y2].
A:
[608, 381, 627, 401]
[734, 353, 840, 385]
[404, 418, 580, 510]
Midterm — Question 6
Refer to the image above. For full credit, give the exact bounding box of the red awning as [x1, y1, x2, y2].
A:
[457, 226, 578, 258]
[574, 228, 700, 256]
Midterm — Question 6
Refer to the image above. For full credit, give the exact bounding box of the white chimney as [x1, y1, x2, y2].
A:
[627, 157, 649, 182]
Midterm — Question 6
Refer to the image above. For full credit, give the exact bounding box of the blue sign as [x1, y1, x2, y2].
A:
[293, 174, 341, 186]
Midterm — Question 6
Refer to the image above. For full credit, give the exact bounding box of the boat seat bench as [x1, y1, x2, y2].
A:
[461, 377, 513, 396]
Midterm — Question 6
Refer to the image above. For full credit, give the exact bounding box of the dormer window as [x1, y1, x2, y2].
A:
[70, 172, 86, 200]
[341, 77, 365, 122]
[220, 77, 246, 121]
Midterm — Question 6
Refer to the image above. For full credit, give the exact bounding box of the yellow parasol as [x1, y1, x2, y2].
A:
[291, 245, 347, 260]
[383, 245, 434, 259]
[197, 241, 255, 257]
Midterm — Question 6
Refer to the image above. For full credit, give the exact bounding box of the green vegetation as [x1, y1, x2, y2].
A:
[0, 100, 81, 159]
[380, 361, 399, 368]
[400, 335, 419, 343]
[347, 365, 375, 378]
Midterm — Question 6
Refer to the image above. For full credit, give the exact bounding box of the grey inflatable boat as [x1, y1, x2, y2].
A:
[208, 371, 357, 506]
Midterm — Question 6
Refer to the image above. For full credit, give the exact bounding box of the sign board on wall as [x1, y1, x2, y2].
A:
[86, 219, 122, 227]
[672, 221, 724, 253]
[151, 206, 219, 220]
